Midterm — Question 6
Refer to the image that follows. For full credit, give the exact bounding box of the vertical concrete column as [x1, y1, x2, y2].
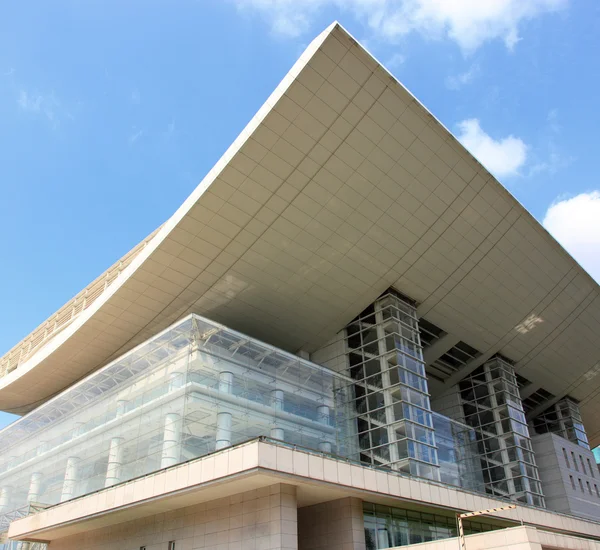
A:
[61, 457, 80, 502]
[27, 472, 42, 503]
[298, 497, 365, 550]
[27, 441, 48, 505]
[36, 441, 49, 456]
[218, 371, 233, 393]
[0, 486, 12, 512]
[105, 437, 125, 487]
[216, 371, 233, 451]
[317, 405, 332, 453]
[270, 389, 285, 441]
[161, 413, 182, 468]
[169, 371, 184, 391]
[272, 484, 298, 550]
[105, 399, 128, 487]
[73, 422, 85, 438]
[116, 399, 128, 416]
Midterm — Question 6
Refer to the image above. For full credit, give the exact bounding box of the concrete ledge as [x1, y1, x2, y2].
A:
[9, 440, 600, 542]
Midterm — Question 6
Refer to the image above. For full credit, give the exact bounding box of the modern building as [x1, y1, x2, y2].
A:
[1, 21, 600, 550]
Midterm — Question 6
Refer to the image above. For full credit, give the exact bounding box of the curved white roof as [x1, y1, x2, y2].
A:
[2, 23, 599, 446]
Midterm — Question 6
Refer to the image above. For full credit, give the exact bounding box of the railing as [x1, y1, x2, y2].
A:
[0, 541, 47, 550]
[0, 227, 161, 379]
[0, 503, 49, 550]
[0, 504, 47, 533]
[1, 438, 598, 548]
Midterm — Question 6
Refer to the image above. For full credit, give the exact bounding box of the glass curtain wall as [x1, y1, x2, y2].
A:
[345, 290, 440, 481]
[363, 502, 499, 549]
[459, 357, 544, 507]
[432, 412, 484, 492]
[0, 315, 356, 520]
[532, 398, 590, 449]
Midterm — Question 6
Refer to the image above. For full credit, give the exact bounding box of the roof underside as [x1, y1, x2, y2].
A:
[1, 23, 600, 444]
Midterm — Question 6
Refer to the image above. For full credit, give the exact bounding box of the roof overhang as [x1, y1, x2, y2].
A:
[1, 23, 599, 444]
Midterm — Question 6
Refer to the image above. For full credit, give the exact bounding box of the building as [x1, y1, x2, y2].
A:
[1, 21, 600, 550]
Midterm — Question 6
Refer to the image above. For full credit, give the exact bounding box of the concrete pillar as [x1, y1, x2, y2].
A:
[0, 486, 12, 511]
[298, 497, 365, 550]
[27, 472, 42, 503]
[216, 372, 233, 451]
[116, 399, 128, 416]
[36, 441, 49, 456]
[61, 457, 80, 502]
[105, 437, 125, 487]
[72, 422, 85, 439]
[317, 405, 332, 453]
[169, 371, 184, 391]
[270, 389, 285, 441]
[218, 371, 233, 393]
[104, 398, 128, 486]
[161, 413, 182, 468]
[216, 412, 233, 450]
[271, 390, 284, 410]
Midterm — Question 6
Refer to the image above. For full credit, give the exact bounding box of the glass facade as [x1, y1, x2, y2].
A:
[345, 291, 439, 481]
[459, 357, 544, 507]
[432, 412, 485, 492]
[533, 398, 590, 449]
[8, 288, 598, 544]
[0, 314, 356, 521]
[363, 502, 499, 549]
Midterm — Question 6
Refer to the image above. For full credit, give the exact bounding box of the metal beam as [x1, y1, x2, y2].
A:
[518, 383, 540, 401]
[422, 333, 461, 367]
[436, 350, 498, 397]
[526, 393, 566, 422]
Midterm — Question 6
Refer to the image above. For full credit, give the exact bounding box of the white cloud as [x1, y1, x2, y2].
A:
[528, 109, 573, 176]
[234, 0, 324, 37]
[231, 0, 567, 52]
[456, 118, 527, 178]
[543, 192, 600, 283]
[128, 128, 144, 144]
[385, 52, 406, 69]
[18, 90, 60, 125]
[18, 90, 43, 112]
[446, 63, 479, 90]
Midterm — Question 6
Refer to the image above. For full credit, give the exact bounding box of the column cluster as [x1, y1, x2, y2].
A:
[458, 356, 545, 507]
[344, 290, 439, 481]
[532, 397, 590, 449]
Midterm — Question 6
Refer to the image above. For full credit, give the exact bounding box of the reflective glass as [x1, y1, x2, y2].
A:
[0, 314, 357, 520]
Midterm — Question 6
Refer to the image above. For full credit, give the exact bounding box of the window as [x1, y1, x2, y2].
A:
[587, 481, 593, 495]
[587, 458, 595, 478]
[579, 478, 585, 493]
[595, 484, 599, 498]
[570, 475, 576, 490]
[562, 448, 570, 468]
[363, 502, 500, 550]
[580, 455, 587, 475]
[168, 542, 175, 550]
[140, 547, 146, 550]
[572, 451, 579, 471]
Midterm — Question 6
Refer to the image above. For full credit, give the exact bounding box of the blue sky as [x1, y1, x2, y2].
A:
[1, 0, 599, 430]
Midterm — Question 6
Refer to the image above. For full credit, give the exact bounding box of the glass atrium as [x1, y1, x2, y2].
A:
[0, 315, 356, 516]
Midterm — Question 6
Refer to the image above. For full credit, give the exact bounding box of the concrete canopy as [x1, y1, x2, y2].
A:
[1, 23, 599, 445]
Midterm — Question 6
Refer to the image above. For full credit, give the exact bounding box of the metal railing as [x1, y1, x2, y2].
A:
[0, 226, 161, 379]
[0, 503, 49, 550]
